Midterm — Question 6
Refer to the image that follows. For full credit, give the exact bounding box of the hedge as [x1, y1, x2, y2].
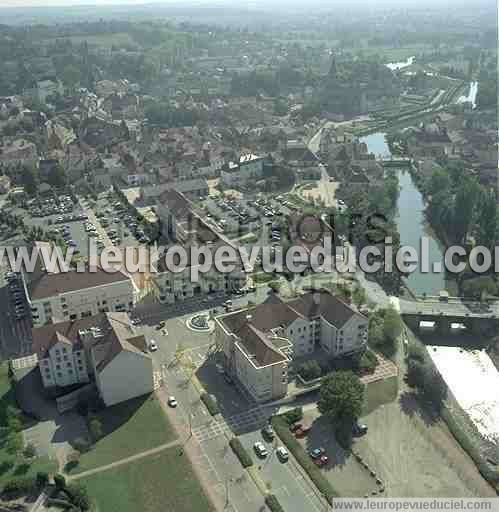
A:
[229, 437, 253, 468]
[201, 393, 220, 416]
[265, 494, 285, 512]
[271, 416, 338, 502]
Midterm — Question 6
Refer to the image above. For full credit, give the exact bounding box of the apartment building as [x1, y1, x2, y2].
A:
[23, 242, 136, 326]
[220, 154, 264, 187]
[215, 291, 368, 402]
[32, 312, 154, 407]
[153, 189, 246, 304]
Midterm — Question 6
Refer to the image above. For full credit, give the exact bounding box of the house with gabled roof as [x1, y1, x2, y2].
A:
[215, 290, 368, 402]
[32, 312, 154, 407]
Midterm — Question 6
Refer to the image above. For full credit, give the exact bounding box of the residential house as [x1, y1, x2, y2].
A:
[153, 190, 246, 304]
[32, 312, 154, 407]
[220, 154, 264, 187]
[24, 242, 136, 326]
[215, 291, 368, 402]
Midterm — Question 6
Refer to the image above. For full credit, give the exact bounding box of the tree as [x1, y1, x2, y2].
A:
[67, 483, 91, 511]
[62, 65, 81, 92]
[452, 177, 480, 243]
[36, 472, 49, 489]
[420, 367, 447, 412]
[46, 163, 67, 189]
[317, 371, 364, 424]
[476, 189, 497, 251]
[368, 313, 384, 347]
[23, 443, 37, 458]
[352, 286, 366, 308]
[89, 417, 103, 441]
[54, 473, 66, 490]
[461, 276, 497, 300]
[382, 306, 402, 356]
[5, 433, 23, 454]
[406, 359, 426, 388]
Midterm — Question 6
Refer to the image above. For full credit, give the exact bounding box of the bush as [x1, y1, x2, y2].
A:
[2, 477, 36, 498]
[54, 473, 66, 490]
[265, 494, 285, 512]
[201, 393, 220, 416]
[271, 416, 338, 502]
[297, 360, 322, 381]
[229, 438, 253, 468]
[282, 407, 303, 425]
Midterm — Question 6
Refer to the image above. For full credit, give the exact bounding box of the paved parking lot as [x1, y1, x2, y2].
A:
[239, 430, 326, 512]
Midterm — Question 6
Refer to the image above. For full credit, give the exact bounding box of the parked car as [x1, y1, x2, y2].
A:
[289, 423, 302, 433]
[253, 442, 268, 458]
[276, 446, 289, 462]
[156, 321, 166, 330]
[352, 423, 368, 436]
[167, 396, 178, 408]
[148, 340, 158, 352]
[314, 455, 329, 467]
[309, 447, 326, 459]
[131, 317, 141, 325]
[261, 424, 275, 441]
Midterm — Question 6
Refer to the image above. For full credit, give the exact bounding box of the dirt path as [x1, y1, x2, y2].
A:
[67, 438, 181, 481]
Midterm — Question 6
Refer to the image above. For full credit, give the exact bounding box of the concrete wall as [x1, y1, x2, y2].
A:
[97, 350, 153, 407]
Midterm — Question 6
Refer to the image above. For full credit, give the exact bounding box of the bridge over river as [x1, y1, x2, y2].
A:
[398, 296, 499, 335]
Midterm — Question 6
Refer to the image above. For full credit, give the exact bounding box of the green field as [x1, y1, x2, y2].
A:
[0, 364, 57, 486]
[40, 32, 135, 48]
[68, 394, 176, 474]
[80, 448, 214, 512]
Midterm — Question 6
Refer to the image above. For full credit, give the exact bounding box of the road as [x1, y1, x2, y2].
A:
[239, 431, 326, 512]
[0, 258, 32, 358]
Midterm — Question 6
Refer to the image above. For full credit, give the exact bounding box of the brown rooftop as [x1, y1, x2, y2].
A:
[27, 266, 131, 301]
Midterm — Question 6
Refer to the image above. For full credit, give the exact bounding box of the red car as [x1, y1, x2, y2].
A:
[314, 455, 329, 467]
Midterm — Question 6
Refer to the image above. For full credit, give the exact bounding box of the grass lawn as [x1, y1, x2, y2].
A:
[0, 363, 57, 486]
[68, 394, 176, 474]
[80, 448, 214, 512]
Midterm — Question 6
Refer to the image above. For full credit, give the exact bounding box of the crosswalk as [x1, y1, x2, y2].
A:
[192, 406, 270, 444]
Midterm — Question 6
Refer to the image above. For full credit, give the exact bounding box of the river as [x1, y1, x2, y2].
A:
[360, 132, 446, 296]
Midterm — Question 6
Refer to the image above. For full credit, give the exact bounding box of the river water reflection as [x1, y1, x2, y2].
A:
[360, 132, 446, 295]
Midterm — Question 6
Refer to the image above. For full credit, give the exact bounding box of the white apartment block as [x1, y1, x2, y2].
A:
[215, 291, 368, 402]
[33, 312, 154, 407]
[220, 154, 264, 187]
[23, 243, 136, 327]
[153, 189, 246, 304]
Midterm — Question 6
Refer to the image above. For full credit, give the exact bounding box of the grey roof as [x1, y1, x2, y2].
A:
[28, 266, 131, 301]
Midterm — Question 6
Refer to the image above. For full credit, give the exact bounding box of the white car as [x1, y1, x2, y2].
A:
[276, 446, 289, 462]
[148, 340, 158, 352]
[253, 442, 268, 458]
[168, 396, 178, 408]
